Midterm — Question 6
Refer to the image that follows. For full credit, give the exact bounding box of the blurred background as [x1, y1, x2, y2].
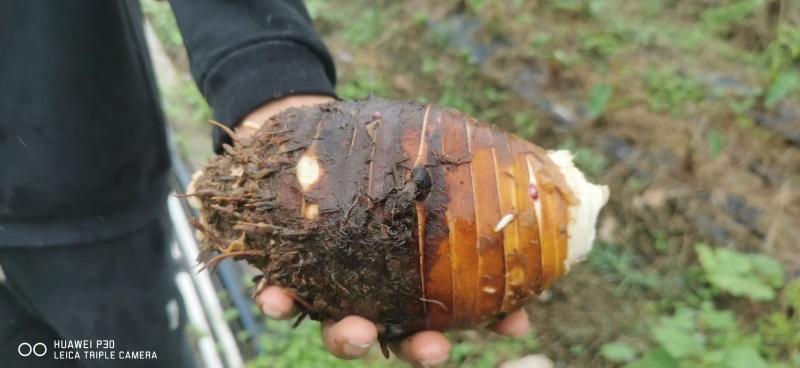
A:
[145, 0, 800, 366]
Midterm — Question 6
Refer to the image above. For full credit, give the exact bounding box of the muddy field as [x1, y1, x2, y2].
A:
[145, 0, 800, 366]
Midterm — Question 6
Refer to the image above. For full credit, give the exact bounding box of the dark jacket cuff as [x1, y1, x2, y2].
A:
[202, 40, 336, 154]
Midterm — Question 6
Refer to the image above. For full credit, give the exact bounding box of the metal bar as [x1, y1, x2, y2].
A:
[169, 195, 245, 368]
[175, 271, 225, 368]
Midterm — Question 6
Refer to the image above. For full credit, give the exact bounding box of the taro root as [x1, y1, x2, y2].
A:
[188, 97, 609, 351]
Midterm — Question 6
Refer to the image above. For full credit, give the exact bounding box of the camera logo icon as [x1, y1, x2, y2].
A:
[18, 342, 47, 357]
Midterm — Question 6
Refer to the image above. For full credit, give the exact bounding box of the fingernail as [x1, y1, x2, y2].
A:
[343, 341, 373, 357]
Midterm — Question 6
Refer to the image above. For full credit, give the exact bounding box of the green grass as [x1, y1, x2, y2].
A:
[336, 69, 389, 101]
[643, 67, 706, 116]
[601, 246, 799, 368]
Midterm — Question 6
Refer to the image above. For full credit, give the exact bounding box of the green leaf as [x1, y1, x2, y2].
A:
[668, 308, 698, 331]
[721, 346, 767, 368]
[696, 244, 719, 272]
[696, 244, 781, 301]
[587, 84, 614, 118]
[764, 71, 799, 108]
[601, 342, 637, 362]
[626, 348, 679, 368]
[698, 302, 736, 331]
[708, 273, 776, 300]
[749, 254, 785, 288]
[652, 325, 703, 358]
[652, 309, 702, 358]
[707, 129, 725, 158]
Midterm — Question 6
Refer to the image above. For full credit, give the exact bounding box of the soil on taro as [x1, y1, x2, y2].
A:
[154, 0, 800, 366]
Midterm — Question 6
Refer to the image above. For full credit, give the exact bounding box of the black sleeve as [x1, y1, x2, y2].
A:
[168, 0, 337, 153]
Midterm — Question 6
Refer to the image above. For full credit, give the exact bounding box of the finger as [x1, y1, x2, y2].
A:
[255, 286, 297, 320]
[321, 316, 378, 359]
[489, 309, 531, 337]
[398, 331, 451, 367]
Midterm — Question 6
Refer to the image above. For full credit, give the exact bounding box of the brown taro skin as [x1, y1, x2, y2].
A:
[191, 96, 577, 341]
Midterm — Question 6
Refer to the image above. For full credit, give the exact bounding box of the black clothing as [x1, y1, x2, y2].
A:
[0, 0, 336, 246]
[0, 209, 196, 368]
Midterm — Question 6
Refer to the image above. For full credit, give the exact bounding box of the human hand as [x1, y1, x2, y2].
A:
[232, 95, 337, 141]
[255, 286, 531, 366]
